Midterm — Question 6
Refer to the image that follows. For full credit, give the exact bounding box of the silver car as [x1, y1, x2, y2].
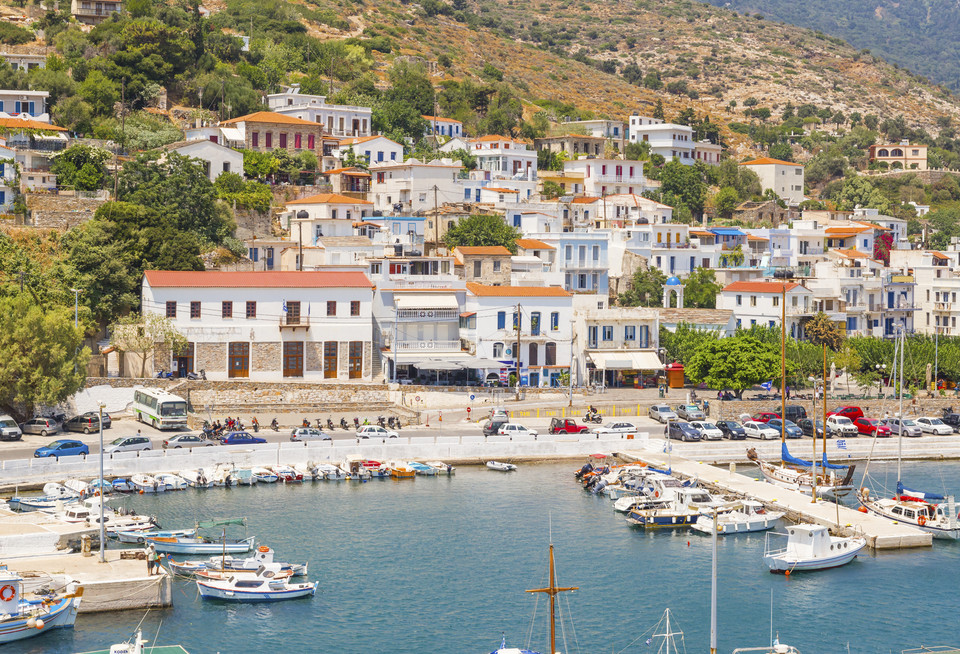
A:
[648, 405, 678, 423]
[884, 418, 922, 438]
[103, 436, 153, 453]
[20, 417, 60, 436]
[291, 427, 331, 442]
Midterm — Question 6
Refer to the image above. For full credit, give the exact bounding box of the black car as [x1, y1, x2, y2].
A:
[483, 418, 509, 436]
[783, 405, 807, 424]
[63, 415, 101, 434]
[668, 421, 701, 442]
[715, 420, 746, 440]
[941, 407, 960, 433]
[797, 418, 830, 438]
[80, 411, 112, 429]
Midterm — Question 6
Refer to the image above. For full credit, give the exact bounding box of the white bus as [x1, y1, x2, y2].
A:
[133, 389, 188, 430]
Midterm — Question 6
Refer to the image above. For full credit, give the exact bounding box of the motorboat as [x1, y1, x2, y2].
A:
[488, 636, 540, 654]
[209, 467, 235, 487]
[231, 468, 257, 486]
[111, 478, 135, 493]
[294, 464, 321, 481]
[8, 494, 79, 512]
[407, 461, 439, 476]
[196, 563, 317, 602]
[252, 467, 279, 483]
[40, 499, 156, 531]
[147, 534, 255, 555]
[179, 469, 214, 488]
[0, 567, 82, 645]
[625, 498, 700, 528]
[166, 545, 308, 577]
[389, 462, 417, 478]
[130, 474, 165, 493]
[486, 461, 517, 472]
[316, 463, 346, 480]
[426, 461, 455, 475]
[763, 524, 866, 573]
[195, 567, 293, 581]
[361, 460, 390, 478]
[156, 473, 189, 491]
[87, 478, 114, 495]
[691, 501, 784, 536]
[858, 486, 960, 540]
[268, 465, 303, 482]
[64, 479, 90, 496]
[76, 629, 191, 654]
[112, 528, 196, 544]
[42, 483, 79, 499]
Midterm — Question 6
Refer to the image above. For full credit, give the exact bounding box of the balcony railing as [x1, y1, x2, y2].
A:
[395, 340, 461, 351]
[278, 316, 310, 329]
[74, 5, 121, 17]
[935, 302, 953, 311]
[396, 309, 459, 321]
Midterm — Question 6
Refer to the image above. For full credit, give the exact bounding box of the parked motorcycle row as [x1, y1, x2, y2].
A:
[310, 416, 403, 431]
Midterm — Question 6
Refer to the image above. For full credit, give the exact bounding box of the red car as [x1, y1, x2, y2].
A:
[751, 411, 781, 423]
[828, 406, 865, 421]
[854, 417, 891, 437]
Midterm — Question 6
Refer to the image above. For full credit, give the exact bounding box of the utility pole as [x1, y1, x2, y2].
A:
[433, 184, 439, 253]
[298, 222, 303, 271]
[515, 302, 521, 400]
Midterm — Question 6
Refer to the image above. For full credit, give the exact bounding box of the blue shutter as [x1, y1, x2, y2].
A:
[14, 101, 20, 114]
[497, 311, 505, 329]
[28, 102, 34, 115]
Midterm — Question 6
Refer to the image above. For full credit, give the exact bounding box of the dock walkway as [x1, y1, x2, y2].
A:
[619, 447, 932, 550]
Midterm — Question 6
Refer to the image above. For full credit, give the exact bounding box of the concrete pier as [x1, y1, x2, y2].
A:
[619, 447, 933, 550]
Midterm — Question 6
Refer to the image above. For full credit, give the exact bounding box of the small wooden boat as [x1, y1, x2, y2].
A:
[113, 528, 196, 544]
[268, 465, 303, 482]
[8, 494, 79, 512]
[156, 473, 189, 491]
[486, 461, 517, 472]
[251, 467, 278, 483]
[111, 478, 135, 493]
[407, 461, 439, 476]
[196, 564, 317, 602]
[147, 535, 255, 555]
[231, 469, 256, 486]
[0, 568, 83, 645]
[691, 501, 784, 536]
[763, 524, 866, 573]
[390, 463, 416, 478]
[166, 546, 308, 577]
[426, 461, 455, 475]
[179, 469, 214, 488]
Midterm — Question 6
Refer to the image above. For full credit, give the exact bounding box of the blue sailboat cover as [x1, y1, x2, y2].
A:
[897, 481, 944, 501]
[780, 442, 849, 470]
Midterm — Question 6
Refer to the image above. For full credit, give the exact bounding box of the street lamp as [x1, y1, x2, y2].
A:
[97, 401, 105, 563]
[875, 363, 887, 398]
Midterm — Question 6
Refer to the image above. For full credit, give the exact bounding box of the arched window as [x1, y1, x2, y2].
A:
[891, 148, 903, 157]
[877, 149, 889, 157]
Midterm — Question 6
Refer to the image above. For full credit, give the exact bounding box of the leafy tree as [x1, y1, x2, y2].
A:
[0, 296, 89, 420]
[448, 148, 477, 170]
[831, 176, 893, 214]
[712, 186, 740, 218]
[214, 173, 272, 213]
[77, 70, 119, 116]
[537, 149, 565, 171]
[768, 142, 793, 162]
[624, 141, 650, 161]
[61, 221, 139, 323]
[618, 267, 667, 307]
[480, 63, 504, 82]
[804, 312, 845, 351]
[686, 335, 783, 398]
[50, 144, 110, 192]
[643, 72, 662, 90]
[660, 160, 706, 215]
[682, 268, 720, 308]
[242, 149, 280, 180]
[541, 180, 563, 199]
[652, 99, 665, 120]
[443, 214, 522, 253]
[52, 96, 94, 134]
[109, 313, 187, 378]
[659, 322, 719, 365]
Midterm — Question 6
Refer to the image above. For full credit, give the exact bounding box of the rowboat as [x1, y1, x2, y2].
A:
[0, 568, 83, 645]
[486, 461, 517, 472]
[407, 461, 439, 476]
[166, 546, 308, 577]
[111, 478, 135, 493]
[252, 467, 279, 483]
[156, 473, 189, 491]
[389, 462, 416, 478]
[196, 564, 317, 603]
[8, 495, 79, 512]
[763, 524, 866, 573]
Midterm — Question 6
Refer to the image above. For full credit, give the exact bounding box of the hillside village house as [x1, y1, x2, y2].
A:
[0, 90, 49, 122]
[370, 158, 464, 214]
[717, 280, 814, 337]
[141, 270, 375, 381]
[574, 307, 661, 388]
[739, 157, 805, 205]
[160, 140, 244, 182]
[891, 249, 960, 336]
[470, 136, 537, 181]
[453, 246, 513, 285]
[283, 193, 374, 245]
[564, 158, 646, 196]
[868, 142, 928, 170]
[2, 118, 68, 193]
[0, 51, 47, 73]
[268, 86, 372, 138]
[534, 134, 608, 158]
[423, 116, 463, 138]
[0, 143, 14, 210]
[337, 135, 403, 166]
[186, 111, 325, 156]
[71, 0, 122, 25]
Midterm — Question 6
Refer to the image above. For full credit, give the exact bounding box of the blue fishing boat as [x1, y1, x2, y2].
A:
[145, 518, 254, 554]
[112, 478, 135, 493]
[407, 462, 439, 476]
[196, 563, 317, 602]
[0, 568, 83, 645]
[8, 495, 79, 512]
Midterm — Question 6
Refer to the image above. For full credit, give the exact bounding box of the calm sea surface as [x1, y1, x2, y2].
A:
[21, 459, 960, 654]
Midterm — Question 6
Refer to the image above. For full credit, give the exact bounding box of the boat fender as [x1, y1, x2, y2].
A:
[654, 491, 660, 498]
[918, 515, 927, 526]
[0, 585, 15, 601]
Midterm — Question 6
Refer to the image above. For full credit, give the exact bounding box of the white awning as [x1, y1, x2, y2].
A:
[394, 293, 459, 310]
[221, 127, 244, 142]
[587, 351, 663, 370]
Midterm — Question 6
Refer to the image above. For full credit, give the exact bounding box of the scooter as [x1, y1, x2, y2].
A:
[155, 368, 173, 379]
[584, 411, 602, 424]
[186, 369, 206, 380]
[327, 418, 335, 431]
[251, 418, 260, 433]
[395, 418, 402, 430]
[270, 418, 279, 432]
[353, 417, 360, 429]
[387, 416, 396, 429]
[340, 417, 349, 430]
[377, 416, 386, 427]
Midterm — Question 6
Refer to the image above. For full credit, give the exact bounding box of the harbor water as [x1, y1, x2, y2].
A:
[22, 459, 960, 653]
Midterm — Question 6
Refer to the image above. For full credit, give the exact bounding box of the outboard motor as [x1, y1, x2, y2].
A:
[575, 463, 594, 480]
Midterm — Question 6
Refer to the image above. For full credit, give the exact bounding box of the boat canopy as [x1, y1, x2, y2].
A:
[781, 443, 849, 470]
[198, 517, 247, 529]
[896, 481, 944, 501]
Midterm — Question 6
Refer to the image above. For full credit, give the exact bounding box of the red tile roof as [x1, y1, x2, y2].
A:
[339, 135, 400, 147]
[739, 157, 803, 167]
[722, 281, 804, 294]
[455, 246, 512, 256]
[322, 167, 371, 177]
[466, 282, 571, 297]
[221, 111, 320, 127]
[482, 187, 521, 193]
[835, 249, 872, 259]
[286, 193, 373, 205]
[144, 270, 374, 289]
[422, 115, 462, 123]
[0, 117, 66, 132]
[571, 197, 599, 204]
[515, 239, 555, 250]
[930, 251, 950, 260]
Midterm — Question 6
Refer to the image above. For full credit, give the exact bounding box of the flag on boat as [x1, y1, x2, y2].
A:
[896, 481, 944, 501]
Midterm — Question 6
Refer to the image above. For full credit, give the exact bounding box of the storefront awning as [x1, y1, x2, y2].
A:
[394, 293, 459, 310]
[587, 351, 663, 370]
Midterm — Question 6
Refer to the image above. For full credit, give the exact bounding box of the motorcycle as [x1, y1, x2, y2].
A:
[353, 417, 360, 429]
[155, 368, 173, 379]
[387, 416, 396, 429]
[584, 411, 602, 424]
[340, 417, 349, 430]
[186, 369, 206, 381]
[377, 416, 386, 428]
[395, 418, 402, 430]
[270, 418, 279, 432]
[327, 418, 335, 431]
[251, 418, 260, 433]
[302, 418, 311, 428]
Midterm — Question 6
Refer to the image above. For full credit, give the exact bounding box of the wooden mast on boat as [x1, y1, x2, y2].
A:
[526, 544, 577, 654]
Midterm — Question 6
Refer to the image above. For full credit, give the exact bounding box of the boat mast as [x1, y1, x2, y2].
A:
[526, 544, 578, 654]
[898, 325, 905, 486]
[709, 510, 718, 654]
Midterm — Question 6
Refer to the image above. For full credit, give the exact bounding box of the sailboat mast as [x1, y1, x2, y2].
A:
[898, 326, 905, 485]
[781, 286, 786, 444]
[710, 510, 718, 654]
[526, 544, 578, 654]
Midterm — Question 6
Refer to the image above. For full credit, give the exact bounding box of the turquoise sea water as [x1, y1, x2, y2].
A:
[21, 459, 960, 654]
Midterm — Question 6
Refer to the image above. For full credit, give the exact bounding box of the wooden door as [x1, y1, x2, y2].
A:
[283, 342, 304, 378]
[228, 342, 249, 378]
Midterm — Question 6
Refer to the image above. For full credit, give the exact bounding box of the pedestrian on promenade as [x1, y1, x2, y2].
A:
[146, 544, 159, 575]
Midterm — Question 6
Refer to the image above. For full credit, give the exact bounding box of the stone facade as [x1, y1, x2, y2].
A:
[338, 341, 348, 377]
[25, 193, 108, 230]
[196, 342, 226, 373]
[460, 253, 512, 285]
[305, 341, 323, 373]
[363, 341, 372, 378]
[252, 342, 281, 371]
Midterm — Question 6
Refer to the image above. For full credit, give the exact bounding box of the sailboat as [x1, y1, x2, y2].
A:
[857, 327, 960, 539]
[747, 288, 855, 500]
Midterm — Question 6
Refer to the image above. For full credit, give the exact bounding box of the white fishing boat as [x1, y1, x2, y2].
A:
[316, 463, 346, 480]
[268, 465, 302, 482]
[486, 461, 516, 472]
[231, 468, 256, 486]
[40, 498, 156, 531]
[179, 469, 214, 488]
[8, 494, 79, 512]
[113, 528, 196, 544]
[763, 524, 866, 573]
[64, 479, 91, 496]
[112, 478, 135, 493]
[407, 461, 439, 476]
[130, 474, 165, 493]
[625, 498, 701, 528]
[691, 501, 784, 535]
[210, 467, 236, 487]
[42, 483, 79, 500]
[87, 478, 114, 495]
[426, 461, 455, 475]
[196, 563, 317, 602]
[156, 473, 189, 491]
[166, 545, 308, 577]
[0, 567, 83, 645]
[251, 467, 279, 483]
[76, 629, 191, 654]
[295, 463, 320, 481]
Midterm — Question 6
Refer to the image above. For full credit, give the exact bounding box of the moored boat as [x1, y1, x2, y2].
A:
[269, 465, 303, 482]
[407, 461, 439, 476]
[113, 528, 196, 544]
[763, 524, 866, 573]
[691, 501, 784, 536]
[179, 469, 214, 488]
[147, 534, 255, 555]
[486, 461, 516, 472]
[156, 473, 189, 491]
[625, 498, 700, 528]
[8, 494, 79, 512]
[76, 629, 191, 654]
[130, 474, 165, 493]
[166, 545, 308, 577]
[316, 463, 346, 480]
[0, 567, 82, 645]
[112, 478, 135, 493]
[231, 468, 256, 486]
[390, 462, 416, 478]
[252, 467, 279, 483]
[426, 461, 455, 475]
[196, 563, 317, 602]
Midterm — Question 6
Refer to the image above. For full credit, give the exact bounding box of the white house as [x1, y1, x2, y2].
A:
[423, 115, 463, 139]
[853, 207, 908, 246]
[141, 270, 375, 381]
[370, 157, 464, 214]
[162, 140, 244, 182]
[462, 283, 573, 387]
[627, 115, 697, 164]
[0, 144, 14, 211]
[563, 158, 646, 196]
[0, 90, 49, 123]
[559, 119, 625, 140]
[0, 52, 46, 73]
[470, 136, 537, 181]
[283, 193, 375, 244]
[717, 280, 814, 338]
[739, 157, 805, 205]
[695, 140, 722, 165]
[337, 135, 404, 166]
[268, 85, 372, 138]
[573, 307, 661, 388]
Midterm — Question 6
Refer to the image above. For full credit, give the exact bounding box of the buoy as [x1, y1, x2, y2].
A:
[35, 619, 44, 630]
[139, 490, 144, 495]
[687, 541, 690, 547]
[784, 570, 791, 577]
[26, 618, 36, 628]
[858, 506, 868, 513]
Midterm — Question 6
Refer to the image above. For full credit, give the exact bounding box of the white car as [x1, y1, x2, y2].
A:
[356, 425, 398, 439]
[743, 421, 779, 440]
[825, 415, 858, 436]
[103, 435, 153, 453]
[291, 427, 332, 442]
[915, 417, 954, 435]
[648, 405, 678, 423]
[688, 421, 723, 441]
[592, 422, 638, 435]
[498, 424, 538, 437]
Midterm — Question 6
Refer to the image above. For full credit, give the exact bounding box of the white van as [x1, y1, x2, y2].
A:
[0, 415, 23, 441]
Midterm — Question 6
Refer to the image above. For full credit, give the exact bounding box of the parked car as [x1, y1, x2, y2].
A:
[63, 415, 101, 434]
[0, 415, 23, 441]
[290, 427, 331, 442]
[221, 431, 267, 445]
[668, 421, 701, 442]
[827, 406, 865, 421]
[80, 411, 112, 429]
[356, 425, 399, 439]
[498, 424, 538, 438]
[34, 439, 88, 458]
[163, 434, 211, 449]
[915, 417, 954, 435]
[743, 420, 779, 440]
[482, 419, 508, 436]
[766, 418, 803, 439]
[688, 421, 723, 440]
[591, 422, 638, 435]
[854, 418, 891, 438]
[941, 407, 960, 432]
[104, 436, 153, 454]
[548, 418, 590, 435]
[648, 405, 678, 423]
[884, 418, 922, 438]
[750, 411, 781, 424]
[798, 418, 830, 439]
[825, 415, 858, 437]
[20, 417, 60, 437]
[783, 405, 807, 424]
[676, 404, 705, 421]
[715, 420, 746, 440]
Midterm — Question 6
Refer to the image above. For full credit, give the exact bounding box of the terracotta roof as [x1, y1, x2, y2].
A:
[739, 157, 803, 167]
[473, 135, 525, 144]
[144, 271, 374, 289]
[855, 221, 891, 231]
[825, 226, 868, 235]
[689, 230, 714, 237]
[467, 282, 571, 297]
[747, 234, 769, 241]
[571, 197, 599, 204]
[322, 167, 371, 177]
[482, 187, 521, 193]
[221, 111, 319, 127]
[286, 193, 373, 206]
[930, 251, 951, 260]
[721, 281, 805, 294]
[835, 249, 872, 259]
[0, 117, 66, 132]
[515, 239, 555, 250]
[454, 246, 512, 256]
[422, 115, 462, 123]
[339, 135, 399, 146]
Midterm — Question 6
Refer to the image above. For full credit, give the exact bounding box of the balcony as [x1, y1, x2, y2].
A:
[278, 316, 310, 330]
[887, 274, 916, 285]
[396, 308, 459, 321]
[389, 277, 458, 289]
[935, 302, 953, 312]
[395, 340, 462, 351]
[73, 4, 121, 17]
[563, 259, 609, 269]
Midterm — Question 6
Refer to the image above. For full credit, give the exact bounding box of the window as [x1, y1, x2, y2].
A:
[497, 311, 506, 329]
[279, 133, 288, 148]
[551, 310, 561, 330]
[283, 341, 304, 377]
[351, 300, 360, 316]
[228, 342, 250, 378]
[190, 302, 201, 319]
[294, 133, 301, 149]
[252, 132, 259, 147]
[588, 325, 598, 347]
[545, 342, 556, 366]
[773, 296, 780, 307]
[493, 260, 501, 272]
[531, 312, 541, 336]
[602, 325, 613, 341]
[327, 301, 337, 316]
[513, 312, 521, 330]
[286, 301, 301, 325]
[265, 132, 272, 148]
[348, 341, 363, 379]
[625, 325, 636, 341]
[750, 296, 757, 307]
[307, 134, 315, 150]
[222, 301, 233, 318]
[165, 301, 176, 318]
[246, 301, 256, 319]
[493, 342, 504, 358]
[473, 261, 482, 277]
[323, 342, 338, 378]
